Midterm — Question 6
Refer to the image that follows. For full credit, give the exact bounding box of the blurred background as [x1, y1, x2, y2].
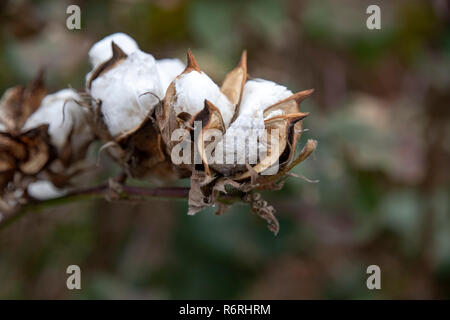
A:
[0, 0, 449, 299]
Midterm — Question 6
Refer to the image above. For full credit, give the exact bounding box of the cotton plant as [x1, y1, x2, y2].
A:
[0, 72, 94, 210]
[0, 33, 317, 234]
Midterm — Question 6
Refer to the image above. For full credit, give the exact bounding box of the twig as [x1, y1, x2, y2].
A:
[0, 184, 238, 231]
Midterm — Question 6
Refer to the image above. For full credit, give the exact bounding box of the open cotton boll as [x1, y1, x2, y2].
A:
[27, 180, 66, 200]
[215, 79, 293, 168]
[156, 58, 185, 97]
[174, 71, 234, 127]
[88, 33, 139, 68]
[90, 50, 163, 139]
[23, 89, 92, 153]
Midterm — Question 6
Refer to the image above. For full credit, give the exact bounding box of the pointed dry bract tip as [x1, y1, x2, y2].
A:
[33, 68, 45, 85]
[292, 89, 314, 103]
[239, 50, 247, 69]
[111, 41, 128, 59]
[204, 99, 219, 113]
[294, 111, 310, 121]
[27, 69, 46, 94]
[185, 49, 201, 72]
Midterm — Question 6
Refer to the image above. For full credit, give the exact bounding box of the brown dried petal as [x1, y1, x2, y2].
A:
[0, 133, 27, 160]
[0, 71, 46, 134]
[263, 89, 314, 118]
[194, 100, 226, 176]
[221, 50, 247, 121]
[0, 153, 15, 172]
[17, 124, 51, 175]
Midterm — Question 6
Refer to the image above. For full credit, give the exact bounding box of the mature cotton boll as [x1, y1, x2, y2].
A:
[215, 79, 293, 170]
[156, 58, 185, 97]
[90, 51, 163, 139]
[23, 89, 91, 152]
[88, 33, 139, 68]
[174, 71, 234, 127]
[27, 180, 65, 200]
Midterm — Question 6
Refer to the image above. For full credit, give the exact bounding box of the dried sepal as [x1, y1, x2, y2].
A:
[243, 192, 279, 235]
[0, 71, 46, 134]
[188, 169, 215, 215]
[233, 112, 309, 181]
[194, 100, 226, 176]
[17, 124, 52, 175]
[221, 50, 247, 119]
[116, 118, 174, 179]
[0, 133, 27, 161]
[256, 138, 318, 190]
[185, 49, 201, 73]
[263, 89, 314, 118]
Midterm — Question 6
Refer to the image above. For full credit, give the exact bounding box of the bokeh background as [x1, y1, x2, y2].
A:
[1, 0, 449, 299]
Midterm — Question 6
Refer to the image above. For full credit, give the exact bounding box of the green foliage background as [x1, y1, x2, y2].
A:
[0, 0, 449, 299]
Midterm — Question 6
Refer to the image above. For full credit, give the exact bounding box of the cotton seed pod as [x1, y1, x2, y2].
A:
[158, 50, 242, 174]
[87, 33, 185, 140]
[23, 89, 94, 166]
[159, 50, 317, 229]
[86, 33, 185, 179]
[87, 43, 163, 140]
[0, 73, 54, 198]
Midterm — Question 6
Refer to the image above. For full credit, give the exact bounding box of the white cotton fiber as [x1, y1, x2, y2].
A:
[23, 89, 93, 152]
[89, 50, 163, 138]
[214, 79, 293, 168]
[156, 58, 185, 97]
[173, 71, 234, 127]
[88, 33, 139, 68]
[27, 180, 66, 200]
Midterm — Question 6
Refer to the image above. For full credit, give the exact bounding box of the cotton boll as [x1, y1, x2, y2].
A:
[23, 89, 92, 154]
[88, 33, 139, 68]
[90, 51, 163, 139]
[27, 180, 65, 200]
[215, 79, 293, 169]
[173, 71, 234, 127]
[156, 58, 185, 97]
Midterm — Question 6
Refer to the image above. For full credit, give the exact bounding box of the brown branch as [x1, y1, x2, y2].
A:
[0, 184, 238, 231]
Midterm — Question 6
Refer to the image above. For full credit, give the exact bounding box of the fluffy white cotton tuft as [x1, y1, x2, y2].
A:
[90, 50, 163, 138]
[88, 33, 139, 68]
[156, 58, 185, 97]
[27, 180, 66, 200]
[214, 79, 293, 170]
[233, 79, 293, 127]
[173, 71, 234, 127]
[23, 89, 93, 152]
